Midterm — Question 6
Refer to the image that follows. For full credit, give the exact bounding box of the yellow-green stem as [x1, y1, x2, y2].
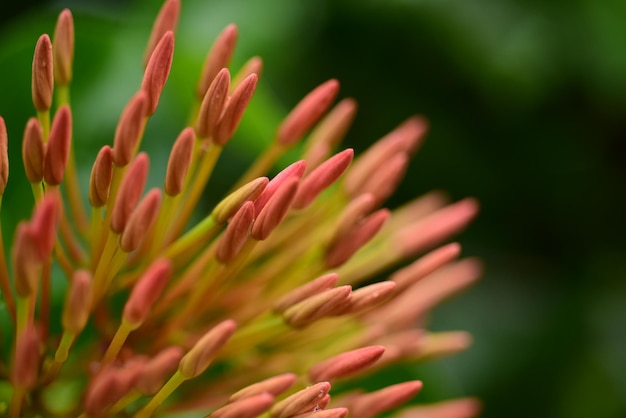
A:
[91, 231, 119, 306]
[134, 370, 187, 418]
[30, 182, 44, 203]
[37, 109, 50, 141]
[163, 215, 218, 263]
[102, 318, 136, 364]
[8, 386, 24, 418]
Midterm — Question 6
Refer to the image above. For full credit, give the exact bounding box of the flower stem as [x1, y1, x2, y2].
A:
[134, 369, 187, 418]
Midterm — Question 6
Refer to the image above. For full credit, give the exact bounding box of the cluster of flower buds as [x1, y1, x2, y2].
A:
[0, 0, 482, 417]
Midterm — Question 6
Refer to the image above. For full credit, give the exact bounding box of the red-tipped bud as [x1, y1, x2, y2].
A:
[164, 127, 195, 196]
[110, 153, 149, 234]
[141, 31, 175, 115]
[251, 176, 298, 241]
[397, 397, 482, 418]
[216, 201, 255, 264]
[212, 176, 268, 224]
[0, 117, 9, 194]
[231, 56, 263, 91]
[196, 68, 230, 139]
[213, 73, 258, 146]
[212, 393, 275, 418]
[253, 160, 306, 213]
[62, 270, 92, 334]
[283, 285, 352, 328]
[308, 346, 385, 383]
[22, 117, 45, 184]
[12, 325, 40, 389]
[394, 198, 479, 258]
[325, 208, 390, 268]
[144, 0, 180, 68]
[30, 193, 60, 260]
[120, 188, 162, 252]
[343, 281, 396, 314]
[179, 319, 237, 378]
[123, 258, 172, 326]
[12, 224, 41, 298]
[274, 273, 339, 314]
[53, 9, 74, 85]
[348, 381, 423, 418]
[112, 91, 149, 167]
[135, 346, 184, 395]
[196, 24, 238, 99]
[269, 381, 331, 418]
[89, 145, 114, 208]
[230, 373, 297, 402]
[355, 152, 409, 205]
[84, 365, 142, 416]
[345, 116, 427, 197]
[390, 243, 461, 293]
[333, 193, 376, 240]
[292, 148, 353, 209]
[304, 98, 357, 167]
[43, 105, 72, 185]
[32, 34, 54, 112]
[277, 79, 340, 147]
[292, 408, 348, 418]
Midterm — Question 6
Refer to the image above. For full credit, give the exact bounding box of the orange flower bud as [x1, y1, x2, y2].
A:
[143, 0, 180, 68]
[164, 127, 195, 196]
[196, 68, 230, 139]
[22, 117, 45, 184]
[112, 91, 149, 167]
[179, 319, 237, 378]
[89, 145, 113, 208]
[52, 9, 74, 85]
[0, 116, 8, 194]
[32, 34, 54, 112]
[213, 73, 258, 146]
[277, 79, 339, 147]
[110, 153, 149, 234]
[141, 31, 175, 115]
[196, 24, 238, 99]
[43, 105, 72, 185]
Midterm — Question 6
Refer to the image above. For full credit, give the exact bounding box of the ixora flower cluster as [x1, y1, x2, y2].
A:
[0, 1, 482, 417]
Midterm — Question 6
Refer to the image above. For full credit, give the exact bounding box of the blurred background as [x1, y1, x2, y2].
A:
[1, 0, 625, 417]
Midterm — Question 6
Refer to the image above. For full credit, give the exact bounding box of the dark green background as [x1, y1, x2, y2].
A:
[1, 0, 625, 417]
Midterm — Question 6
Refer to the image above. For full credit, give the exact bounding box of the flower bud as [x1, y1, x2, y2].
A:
[32, 34, 54, 112]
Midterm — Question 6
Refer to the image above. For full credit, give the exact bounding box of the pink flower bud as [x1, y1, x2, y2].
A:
[143, 0, 180, 68]
[213, 73, 258, 146]
[270, 381, 331, 418]
[196, 24, 238, 99]
[196, 68, 230, 139]
[0, 116, 9, 194]
[120, 188, 162, 252]
[110, 153, 149, 234]
[52, 9, 74, 85]
[211, 392, 275, 418]
[123, 258, 172, 326]
[141, 31, 175, 115]
[22, 117, 45, 184]
[12, 325, 40, 389]
[89, 145, 114, 208]
[230, 373, 297, 401]
[277, 79, 340, 147]
[216, 201, 255, 264]
[43, 105, 72, 185]
[32, 34, 53, 112]
[179, 319, 237, 378]
[348, 380, 423, 418]
[308, 346, 385, 383]
[112, 91, 148, 167]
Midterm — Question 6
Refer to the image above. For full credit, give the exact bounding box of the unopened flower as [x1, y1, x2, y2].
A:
[0, 1, 481, 417]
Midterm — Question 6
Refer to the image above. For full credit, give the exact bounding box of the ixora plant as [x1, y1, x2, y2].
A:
[0, 1, 482, 417]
